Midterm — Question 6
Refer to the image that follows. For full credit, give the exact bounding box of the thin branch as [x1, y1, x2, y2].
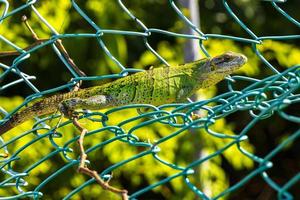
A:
[0, 39, 48, 57]
[72, 117, 128, 200]
[22, 15, 39, 41]
[1, 15, 86, 91]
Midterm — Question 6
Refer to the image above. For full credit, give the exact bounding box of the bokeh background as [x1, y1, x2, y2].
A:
[0, 0, 299, 199]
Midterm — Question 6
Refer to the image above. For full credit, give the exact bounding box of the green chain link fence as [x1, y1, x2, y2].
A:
[0, 0, 299, 199]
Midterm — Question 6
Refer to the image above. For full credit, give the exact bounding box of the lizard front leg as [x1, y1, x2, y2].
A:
[58, 95, 113, 118]
[58, 98, 81, 119]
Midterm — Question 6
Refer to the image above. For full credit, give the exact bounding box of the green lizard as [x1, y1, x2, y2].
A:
[0, 52, 247, 135]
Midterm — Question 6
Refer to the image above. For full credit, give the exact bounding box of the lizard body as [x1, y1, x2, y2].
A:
[0, 52, 247, 135]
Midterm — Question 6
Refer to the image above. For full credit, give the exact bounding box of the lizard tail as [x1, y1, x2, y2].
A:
[0, 119, 14, 136]
[0, 97, 62, 136]
[0, 111, 28, 136]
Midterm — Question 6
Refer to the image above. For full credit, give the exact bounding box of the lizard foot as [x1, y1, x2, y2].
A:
[58, 98, 82, 118]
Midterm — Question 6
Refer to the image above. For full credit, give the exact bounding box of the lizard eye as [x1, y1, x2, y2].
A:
[223, 55, 232, 62]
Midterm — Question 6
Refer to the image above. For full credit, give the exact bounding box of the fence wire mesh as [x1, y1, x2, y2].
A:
[0, 0, 299, 199]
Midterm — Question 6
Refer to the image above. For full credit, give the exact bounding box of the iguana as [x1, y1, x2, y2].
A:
[0, 52, 247, 135]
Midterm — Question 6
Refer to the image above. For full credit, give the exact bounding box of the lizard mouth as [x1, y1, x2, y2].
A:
[211, 52, 247, 73]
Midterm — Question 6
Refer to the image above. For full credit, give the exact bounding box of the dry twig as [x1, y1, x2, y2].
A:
[72, 117, 128, 200]
[1, 15, 128, 198]
[1, 15, 86, 91]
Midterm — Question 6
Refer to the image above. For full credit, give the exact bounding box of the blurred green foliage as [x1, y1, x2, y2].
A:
[0, 0, 299, 199]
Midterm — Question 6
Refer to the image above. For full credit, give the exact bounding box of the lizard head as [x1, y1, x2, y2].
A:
[208, 51, 247, 75]
[193, 52, 247, 89]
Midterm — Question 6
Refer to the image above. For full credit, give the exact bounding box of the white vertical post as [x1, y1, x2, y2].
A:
[179, 0, 213, 196]
[179, 0, 201, 62]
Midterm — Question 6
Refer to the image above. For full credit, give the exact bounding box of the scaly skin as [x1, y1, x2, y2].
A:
[0, 52, 247, 135]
